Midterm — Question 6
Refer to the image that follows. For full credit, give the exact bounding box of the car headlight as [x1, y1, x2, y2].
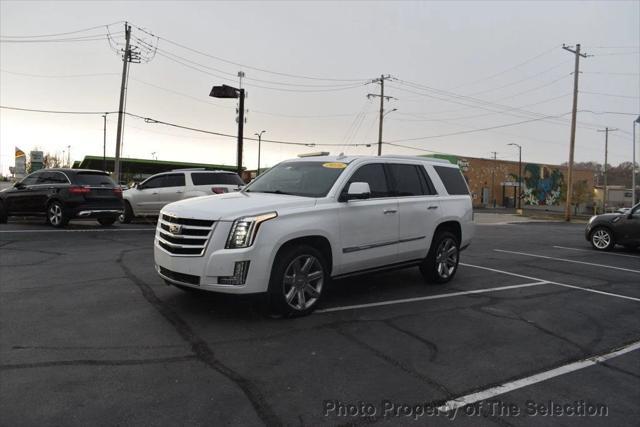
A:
[226, 212, 277, 249]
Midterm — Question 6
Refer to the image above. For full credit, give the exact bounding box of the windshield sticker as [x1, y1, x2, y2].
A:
[322, 162, 347, 169]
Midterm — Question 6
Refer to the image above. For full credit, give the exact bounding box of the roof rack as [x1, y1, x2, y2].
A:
[298, 151, 330, 158]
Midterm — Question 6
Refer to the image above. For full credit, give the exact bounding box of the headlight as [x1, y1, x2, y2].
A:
[226, 212, 277, 249]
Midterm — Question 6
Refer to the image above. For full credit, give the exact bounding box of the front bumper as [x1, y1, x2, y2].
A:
[153, 221, 273, 294]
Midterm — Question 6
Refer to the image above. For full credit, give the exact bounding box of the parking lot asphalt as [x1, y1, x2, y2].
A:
[1, 218, 638, 426]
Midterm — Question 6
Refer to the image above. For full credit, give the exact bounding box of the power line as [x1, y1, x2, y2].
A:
[146, 42, 365, 89]
[0, 22, 124, 38]
[152, 48, 366, 93]
[0, 34, 116, 43]
[0, 106, 115, 115]
[580, 91, 639, 100]
[582, 71, 640, 76]
[392, 92, 571, 122]
[466, 59, 571, 96]
[447, 44, 561, 90]
[387, 112, 573, 143]
[0, 69, 120, 78]
[132, 24, 367, 83]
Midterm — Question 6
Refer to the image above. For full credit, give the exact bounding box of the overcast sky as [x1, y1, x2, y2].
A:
[1, 0, 638, 175]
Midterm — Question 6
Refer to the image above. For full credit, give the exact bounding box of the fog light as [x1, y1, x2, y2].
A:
[218, 261, 250, 285]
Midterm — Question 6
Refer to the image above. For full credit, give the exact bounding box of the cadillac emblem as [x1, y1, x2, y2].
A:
[169, 224, 182, 235]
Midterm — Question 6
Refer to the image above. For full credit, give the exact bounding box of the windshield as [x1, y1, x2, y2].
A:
[244, 161, 347, 197]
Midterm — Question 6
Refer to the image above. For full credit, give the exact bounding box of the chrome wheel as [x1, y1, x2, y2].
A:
[48, 203, 62, 226]
[592, 229, 611, 249]
[435, 237, 458, 279]
[282, 254, 324, 311]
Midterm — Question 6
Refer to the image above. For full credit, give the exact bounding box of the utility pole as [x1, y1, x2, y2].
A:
[67, 145, 71, 168]
[597, 128, 617, 213]
[114, 22, 132, 185]
[367, 75, 395, 156]
[562, 43, 589, 221]
[491, 151, 497, 208]
[102, 114, 107, 171]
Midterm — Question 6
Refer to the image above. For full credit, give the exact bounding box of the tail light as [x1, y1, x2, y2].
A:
[68, 185, 91, 195]
[212, 187, 228, 194]
[113, 187, 123, 198]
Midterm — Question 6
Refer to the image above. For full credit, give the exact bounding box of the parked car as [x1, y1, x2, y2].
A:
[0, 168, 123, 227]
[154, 155, 474, 316]
[586, 202, 640, 251]
[120, 169, 244, 223]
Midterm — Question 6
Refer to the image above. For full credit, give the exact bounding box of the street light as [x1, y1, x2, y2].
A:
[254, 130, 266, 175]
[508, 143, 523, 210]
[210, 84, 245, 174]
[633, 115, 640, 206]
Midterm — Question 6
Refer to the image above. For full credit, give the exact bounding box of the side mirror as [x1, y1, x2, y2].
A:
[344, 182, 371, 201]
[14, 182, 25, 189]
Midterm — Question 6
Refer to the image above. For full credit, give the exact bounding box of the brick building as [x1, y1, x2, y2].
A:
[422, 154, 595, 212]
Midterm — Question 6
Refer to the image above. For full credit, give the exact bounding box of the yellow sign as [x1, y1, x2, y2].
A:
[322, 162, 347, 169]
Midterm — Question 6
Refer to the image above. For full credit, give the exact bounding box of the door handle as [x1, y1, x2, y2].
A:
[428, 206, 439, 210]
[383, 209, 397, 214]
[176, 190, 183, 193]
[151, 192, 158, 195]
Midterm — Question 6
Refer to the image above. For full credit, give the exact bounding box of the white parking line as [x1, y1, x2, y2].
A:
[462, 262, 640, 303]
[316, 281, 550, 313]
[553, 245, 640, 259]
[0, 228, 155, 233]
[438, 340, 640, 413]
[494, 249, 640, 274]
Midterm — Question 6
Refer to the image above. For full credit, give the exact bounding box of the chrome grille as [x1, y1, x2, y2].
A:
[156, 214, 214, 256]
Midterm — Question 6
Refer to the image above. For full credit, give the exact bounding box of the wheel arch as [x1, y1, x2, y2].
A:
[273, 235, 334, 275]
[432, 220, 462, 246]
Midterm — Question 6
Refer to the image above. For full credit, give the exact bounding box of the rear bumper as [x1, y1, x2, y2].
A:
[76, 209, 123, 218]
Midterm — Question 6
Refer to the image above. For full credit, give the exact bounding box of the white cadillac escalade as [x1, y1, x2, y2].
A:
[154, 155, 474, 316]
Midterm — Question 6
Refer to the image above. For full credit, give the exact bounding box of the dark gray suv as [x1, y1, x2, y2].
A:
[0, 169, 124, 228]
[585, 202, 640, 251]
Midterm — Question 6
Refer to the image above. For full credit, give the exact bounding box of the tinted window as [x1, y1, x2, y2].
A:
[142, 176, 163, 189]
[20, 173, 40, 186]
[245, 161, 346, 197]
[419, 167, 437, 195]
[75, 172, 115, 186]
[37, 172, 54, 184]
[192, 172, 244, 186]
[37, 172, 68, 184]
[164, 174, 185, 187]
[345, 163, 390, 198]
[49, 172, 68, 184]
[388, 164, 426, 197]
[434, 166, 469, 195]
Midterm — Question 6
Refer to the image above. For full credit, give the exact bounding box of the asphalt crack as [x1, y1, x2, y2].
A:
[116, 248, 281, 426]
[0, 355, 197, 370]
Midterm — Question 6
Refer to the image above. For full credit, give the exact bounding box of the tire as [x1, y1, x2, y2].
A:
[268, 244, 328, 317]
[590, 227, 615, 251]
[47, 201, 69, 228]
[98, 217, 117, 227]
[420, 231, 460, 284]
[119, 201, 133, 224]
[0, 201, 7, 224]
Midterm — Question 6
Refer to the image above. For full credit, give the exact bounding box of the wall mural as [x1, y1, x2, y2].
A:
[522, 163, 564, 206]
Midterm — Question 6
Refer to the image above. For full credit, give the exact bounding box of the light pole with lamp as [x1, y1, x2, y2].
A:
[377, 108, 397, 155]
[508, 143, 522, 211]
[255, 130, 266, 176]
[633, 115, 640, 207]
